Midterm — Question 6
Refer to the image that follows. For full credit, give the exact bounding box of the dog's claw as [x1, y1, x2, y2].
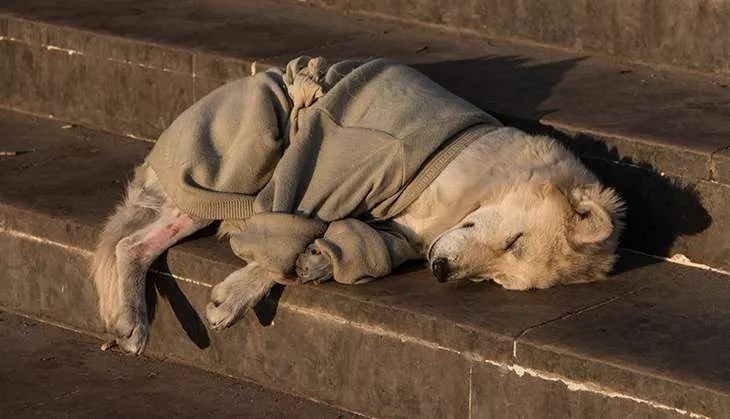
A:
[295, 244, 333, 284]
[112, 323, 148, 355]
[205, 264, 274, 330]
[100, 340, 117, 351]
[205, 301, 244, 330]
[102, 311, 149, 355]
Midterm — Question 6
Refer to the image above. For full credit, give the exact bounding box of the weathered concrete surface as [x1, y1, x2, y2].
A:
[517, 257, 730, 416]
[0, 311, 355, 418]
[715, 146, 730, 184]
[1, 1, 729, 162]
[470, 362, 685, 419]
[298, 0, 730, 76]
[1, 1, 730, 268]
[2, 108, 729, 417]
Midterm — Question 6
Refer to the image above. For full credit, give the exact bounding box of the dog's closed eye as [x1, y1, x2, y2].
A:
[504, 233, 523, 252]
[461, 222, 475, 229]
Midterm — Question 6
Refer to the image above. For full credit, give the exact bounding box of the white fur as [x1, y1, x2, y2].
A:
[394, 127, 625, 289]
[91, 167, 211, 353]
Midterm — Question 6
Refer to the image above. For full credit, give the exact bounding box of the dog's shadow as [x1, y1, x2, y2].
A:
[413, 55, 585, 122]
[538, 125, 712, 274]
[146, 255, 211, 349]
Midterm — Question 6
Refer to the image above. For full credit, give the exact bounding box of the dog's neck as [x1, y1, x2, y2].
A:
[391, 132, 508, 252]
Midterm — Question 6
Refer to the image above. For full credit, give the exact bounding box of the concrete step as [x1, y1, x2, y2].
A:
[1, 0, 729, 270]
[2, 109, 730, 418]
[295, 0, 730, 76]
[0, 311, 355, 418]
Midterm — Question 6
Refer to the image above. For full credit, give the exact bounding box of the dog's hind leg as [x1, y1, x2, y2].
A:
[112, 207, 209, 353]
[91, 167, 210, 354]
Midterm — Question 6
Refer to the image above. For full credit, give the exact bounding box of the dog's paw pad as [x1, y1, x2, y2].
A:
[205, 277, 261, 330]
[206, 302, 239, 330]
[106, 317, 148, 355]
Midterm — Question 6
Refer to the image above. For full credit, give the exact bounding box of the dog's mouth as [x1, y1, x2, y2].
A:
[426, 231, 447, 265]
[427, 230, 489, 283]
[430, 261, 491, 283]
[430, 257, 450, 282]
[428, 248, 461, 283]
[427, 236, 450, 282]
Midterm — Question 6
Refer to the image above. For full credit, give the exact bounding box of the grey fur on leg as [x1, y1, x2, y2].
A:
[206, 263, 276, 330]
[91, 167, 210, 354]
[91, 168, 161, 349]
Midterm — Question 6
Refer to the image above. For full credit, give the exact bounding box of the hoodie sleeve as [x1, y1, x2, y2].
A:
[227, 213, 327, 282]
[313, 219, 419, 284]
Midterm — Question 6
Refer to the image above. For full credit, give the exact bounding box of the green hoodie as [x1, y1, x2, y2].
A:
[144, 56, 501, 282]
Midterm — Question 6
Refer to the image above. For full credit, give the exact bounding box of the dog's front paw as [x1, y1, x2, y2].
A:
[295, 244, 333, 284]
[206, 264, 274, 330]
[206, 282, 254, 330]
[104, 310, 148, 355]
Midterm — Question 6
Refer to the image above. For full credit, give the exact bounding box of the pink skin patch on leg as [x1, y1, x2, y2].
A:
[141, 214, 194, 255]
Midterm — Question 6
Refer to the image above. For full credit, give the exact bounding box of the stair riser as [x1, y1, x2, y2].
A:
[0, 230, 684, 418]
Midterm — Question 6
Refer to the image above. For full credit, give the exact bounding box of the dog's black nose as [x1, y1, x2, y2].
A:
[431, 258, 450, 283]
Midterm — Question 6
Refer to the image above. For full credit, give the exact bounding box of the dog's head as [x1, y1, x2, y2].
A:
[427, 181, 625, 290]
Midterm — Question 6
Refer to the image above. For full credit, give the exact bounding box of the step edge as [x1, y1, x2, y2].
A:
[1, 12, 728, 186]
[1, 195, 727, 417]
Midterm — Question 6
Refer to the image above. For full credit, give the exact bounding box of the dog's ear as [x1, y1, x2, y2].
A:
[568, 186, 616, 245]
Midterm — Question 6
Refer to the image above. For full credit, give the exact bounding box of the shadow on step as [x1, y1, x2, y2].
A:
[508, 120, 712, 274]
[414, 55, 586, 122]
[147, 256, 211, 349]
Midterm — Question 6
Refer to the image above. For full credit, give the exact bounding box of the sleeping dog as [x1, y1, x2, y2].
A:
[92, 56, 625, 354]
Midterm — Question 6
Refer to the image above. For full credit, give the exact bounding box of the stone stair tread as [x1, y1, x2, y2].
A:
[1, 106, 729, 416]
[1, 0, 730, 184]
[0, 311, 355, 418]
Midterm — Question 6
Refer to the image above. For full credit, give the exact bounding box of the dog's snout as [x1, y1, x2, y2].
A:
[431, 258, 450, 283]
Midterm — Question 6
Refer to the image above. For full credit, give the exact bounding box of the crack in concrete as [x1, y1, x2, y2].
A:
[123, 132, 154, 143]
[148, 268, 213, 288]
[467, 364, 473, 419]
[478, 358, 710, 419]
[0, 35, 186, 74]
[510, 247, 729, 357]
[511, 284, 651, 357]
[285, 302, 708, 418]
[0, 225, 93, 256]
[625, 248, 730, 276]
[709, 144, 730, 182]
